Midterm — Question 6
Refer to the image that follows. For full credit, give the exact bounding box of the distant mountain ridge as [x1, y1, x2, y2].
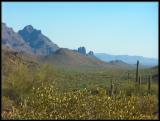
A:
[42, 48, 109, 68]
[41, 48, 135, 69]
[95, 53, 158, 67]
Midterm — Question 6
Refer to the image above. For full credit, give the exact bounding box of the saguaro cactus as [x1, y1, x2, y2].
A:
[110, 80, 114, 96]
[128, 71, 130, 83]
[136, 60, 139, 82]
[148, 75, 152, 94]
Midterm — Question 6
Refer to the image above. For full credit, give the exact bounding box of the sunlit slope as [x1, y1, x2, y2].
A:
[42, 48, 135, 70]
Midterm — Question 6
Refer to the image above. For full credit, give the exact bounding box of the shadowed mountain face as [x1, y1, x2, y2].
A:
[2, 23, 59, 56]
[2, 23, 33, 54]
[18, 25, 59, 56]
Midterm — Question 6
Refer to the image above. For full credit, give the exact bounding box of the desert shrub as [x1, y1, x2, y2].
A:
[2, 63, 57, 102]
[2, 63, 158, 120]
[3, 63, 34, 103]
[7, 85, 158, 120]
[33, 63, 57, 86]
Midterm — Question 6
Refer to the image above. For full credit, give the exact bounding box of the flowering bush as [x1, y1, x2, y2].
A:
[4, 84, 158, 120]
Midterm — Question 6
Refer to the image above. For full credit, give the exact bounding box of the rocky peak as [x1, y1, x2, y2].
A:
[18, 25, 59, 56]
[18, 25, 41, 40]
[88, 51, 94, 56]
[2, 22, 33, 54]
[78, 46, 86, 55]
[23, 25, 34, 33]
[76, 47, 95, 56]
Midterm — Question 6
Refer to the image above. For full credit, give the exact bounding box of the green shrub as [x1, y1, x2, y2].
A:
[3, 63, 33, 102]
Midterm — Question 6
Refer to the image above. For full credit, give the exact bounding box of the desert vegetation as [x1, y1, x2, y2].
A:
[2, 61, 158, 120]
[2, 2, 158, 119]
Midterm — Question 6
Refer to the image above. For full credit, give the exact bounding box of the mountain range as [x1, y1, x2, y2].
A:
[2, 23, 59, 56]
[2, 23, 33, 54]
[2, 22, 158, 69]
[95, 53, 158, 67]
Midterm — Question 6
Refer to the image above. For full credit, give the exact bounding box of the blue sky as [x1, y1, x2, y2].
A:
[2, 2, 158, 58]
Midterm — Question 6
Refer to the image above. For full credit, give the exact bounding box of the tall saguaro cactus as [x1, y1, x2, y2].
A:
[136, 60, 139, 82]
[128, 71, 130, 83]
[110, 80, 114, 96]
[148, 75, 152, 94]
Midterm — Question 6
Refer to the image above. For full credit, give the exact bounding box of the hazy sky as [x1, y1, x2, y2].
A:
[2, 2, 158, 58]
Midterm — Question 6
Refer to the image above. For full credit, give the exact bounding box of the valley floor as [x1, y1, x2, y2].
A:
[2, 63, 159, 120]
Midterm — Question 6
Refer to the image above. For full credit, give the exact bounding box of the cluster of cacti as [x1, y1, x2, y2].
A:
[135, 60, 152, 94]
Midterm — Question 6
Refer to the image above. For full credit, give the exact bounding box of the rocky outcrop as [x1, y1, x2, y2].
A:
[76, 47, 95, 57]
[78, 47, 86, 55]
[2, 23, 60, 56]
[88, 51, 94, 56]
[18, 25, 59, 56]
